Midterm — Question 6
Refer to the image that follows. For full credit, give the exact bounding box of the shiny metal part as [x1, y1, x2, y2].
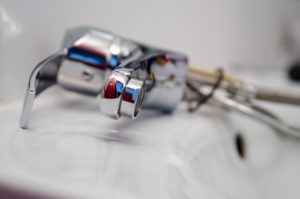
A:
[142, 54, 188, 112]
[20, 51, 66, 129]
[211, 94, 300, 138]
[57, 59, 107, 95]
[184, 82, 300, 138]
[100, 50, 188, 117]
[120, 78, 145, 118]
[100, 71, 130, 119]
[57, 26, 141, 96]
[20, 26, 188, 129]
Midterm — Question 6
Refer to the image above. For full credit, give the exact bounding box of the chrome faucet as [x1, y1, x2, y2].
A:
[20, 26, 188, 129]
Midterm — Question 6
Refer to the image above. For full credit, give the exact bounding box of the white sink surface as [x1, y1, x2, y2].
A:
[0, 87, 299, 199]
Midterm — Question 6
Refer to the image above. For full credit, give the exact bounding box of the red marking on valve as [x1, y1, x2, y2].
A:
[103, 78, 116, 99]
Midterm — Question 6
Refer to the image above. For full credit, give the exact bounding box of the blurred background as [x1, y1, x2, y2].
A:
[1, 0, 300, 199]
[1, 0, 300, 101]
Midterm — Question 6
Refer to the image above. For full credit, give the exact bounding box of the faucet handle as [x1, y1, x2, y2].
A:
[100, 71, 130, 119]
[100, 69, 145, 119]
[120, 78, 145, 118]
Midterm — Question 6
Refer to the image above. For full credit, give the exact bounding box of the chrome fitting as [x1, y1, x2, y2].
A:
[20, 26, 188, 129]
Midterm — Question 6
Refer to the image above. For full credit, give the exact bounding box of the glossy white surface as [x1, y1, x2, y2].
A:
[0, 87, 258, 199]
[0, 85, 299, 198]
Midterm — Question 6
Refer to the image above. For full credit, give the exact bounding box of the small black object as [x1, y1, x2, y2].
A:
[288, 61, 300, 82]
[235, 133, 246, 159]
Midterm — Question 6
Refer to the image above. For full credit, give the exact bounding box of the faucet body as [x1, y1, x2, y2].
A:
[20, 26, 188, 129]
